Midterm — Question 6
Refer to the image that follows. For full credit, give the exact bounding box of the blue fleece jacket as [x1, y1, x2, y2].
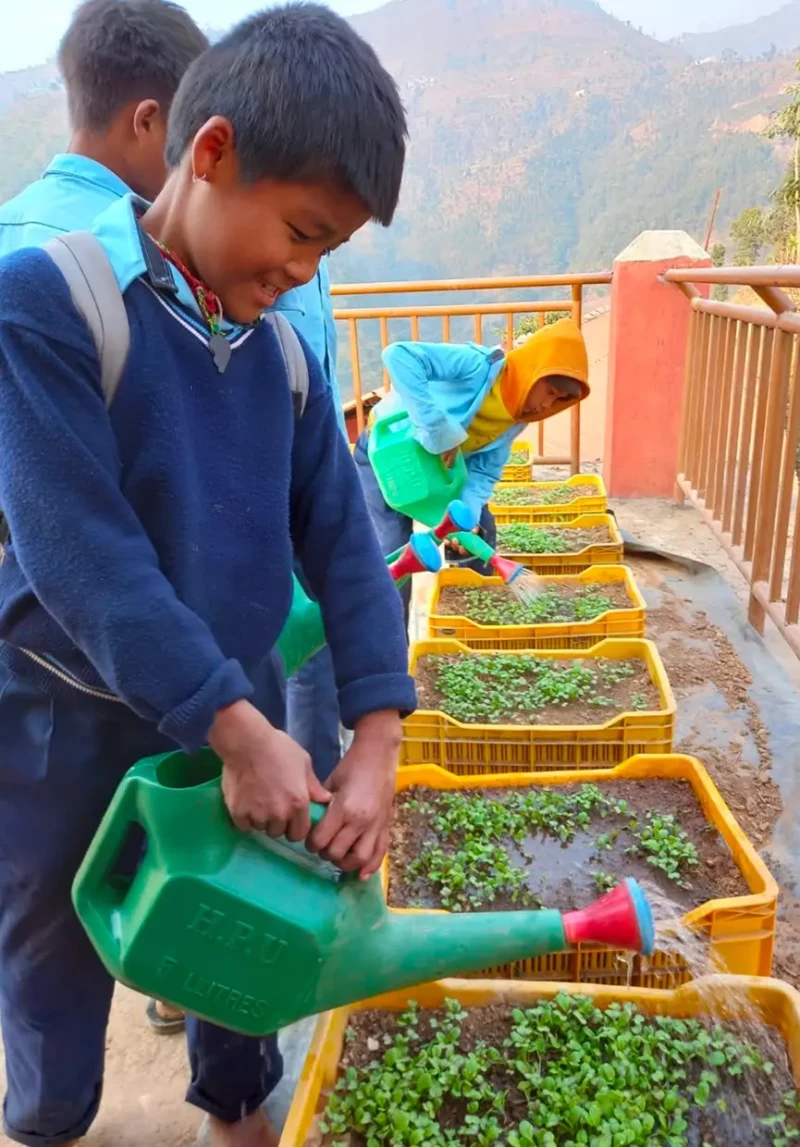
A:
[0, 200, 415, 752]
[374, 342, 525, 519]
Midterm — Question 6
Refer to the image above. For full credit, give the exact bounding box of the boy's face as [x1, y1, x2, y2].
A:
[521, 378, 568, 420]
[182, 118, 370, 323]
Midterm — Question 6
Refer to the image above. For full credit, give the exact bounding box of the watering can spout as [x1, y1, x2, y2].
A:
[362, 878, 655, 997]
[490, 554, 526, 585]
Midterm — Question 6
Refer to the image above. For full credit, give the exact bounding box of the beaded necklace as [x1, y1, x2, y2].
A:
[155, 240, 231, 374]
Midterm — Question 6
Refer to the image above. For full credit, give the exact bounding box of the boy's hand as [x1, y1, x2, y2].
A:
[448, 524, 480, 557]
[306, 709, 401, 880]
[440, 448, 459, 469]
[210, 700, 330, 839]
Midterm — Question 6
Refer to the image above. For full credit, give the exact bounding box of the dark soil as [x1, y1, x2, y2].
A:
[337, 1005, 795, 1147]
[389, 781, 748, 914]
[496, 525, 613, 554]
[437, 581, 632, 619]
[414, 653, 661, 724]
[492, 483, 599, 506]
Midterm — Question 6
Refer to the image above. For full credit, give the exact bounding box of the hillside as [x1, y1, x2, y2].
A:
[0, 0, 791, 283]
[679, 0, 800, 60]
[337, 0, 789, 280]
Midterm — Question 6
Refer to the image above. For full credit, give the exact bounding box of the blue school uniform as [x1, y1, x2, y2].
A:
[0, 194, 413, 1144]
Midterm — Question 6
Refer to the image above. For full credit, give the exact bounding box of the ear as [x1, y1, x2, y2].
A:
[191, 116, 236, 183]
[132, 99, 162, 140]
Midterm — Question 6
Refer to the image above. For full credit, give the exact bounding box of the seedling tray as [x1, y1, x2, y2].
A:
[384, 759, 777, 987]
[500, 446, 531, 483]
[282, 976, 800, 1147]
[495, 513, 623, 575]
[491, 474, 607, 523]
[403, 638, 675, 771]
[427, 566, 646, 650]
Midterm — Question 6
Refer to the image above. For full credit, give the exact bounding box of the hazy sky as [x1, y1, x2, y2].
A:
[0, 0, 787, 74]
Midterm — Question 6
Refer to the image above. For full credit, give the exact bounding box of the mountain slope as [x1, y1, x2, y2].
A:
[0, 0, 790, 284]
[679, 0, 800, 60]
[336, 0, 789, 280]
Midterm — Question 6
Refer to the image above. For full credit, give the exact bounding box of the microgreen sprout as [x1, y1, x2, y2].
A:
[427, 653, 650, 724]
[322, 996, 796, 1147]
[449, 586, 617, 627]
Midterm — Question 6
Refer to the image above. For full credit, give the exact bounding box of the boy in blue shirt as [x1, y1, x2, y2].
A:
[0, 6, 412, 1146]
[0, 0, 208, 252]
[354, 320, 590, 620]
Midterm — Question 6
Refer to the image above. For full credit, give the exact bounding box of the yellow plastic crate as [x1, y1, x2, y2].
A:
[501, 446, 531, 483]
[384, 759, 777, 986]
[403, 637, 675, 771]
[427, 565, 646, 650]
[281, 976, 800, 1147]
[491, 474, 607, 524]
[496, 513, 623, 575]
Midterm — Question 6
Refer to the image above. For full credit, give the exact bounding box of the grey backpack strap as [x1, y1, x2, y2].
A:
[264, 311, 309, 420]
[44, 232, 130, 408]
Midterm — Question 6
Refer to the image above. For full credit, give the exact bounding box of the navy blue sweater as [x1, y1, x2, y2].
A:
[0, 246, 415, 751]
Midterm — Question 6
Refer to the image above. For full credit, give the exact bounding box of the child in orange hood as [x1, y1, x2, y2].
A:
[353, 317, 590, 619]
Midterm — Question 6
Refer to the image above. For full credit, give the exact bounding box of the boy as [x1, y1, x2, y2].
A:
[0, 6, 413, 1146]
[0, 0, 209, 253]
[354, 317, 590, 618]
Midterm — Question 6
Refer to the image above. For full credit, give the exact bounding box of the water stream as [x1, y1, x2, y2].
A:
[506, 570, 546, 603]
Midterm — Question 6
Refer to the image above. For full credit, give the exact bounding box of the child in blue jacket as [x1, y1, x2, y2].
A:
[0, 6, 412, 1146]
[354, 319, 590, 619]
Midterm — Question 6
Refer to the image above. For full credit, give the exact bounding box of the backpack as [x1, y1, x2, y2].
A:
[43, 230, 310, 414]
[0, 234, 310, 546]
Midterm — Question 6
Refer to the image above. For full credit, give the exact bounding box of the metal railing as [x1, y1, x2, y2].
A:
[331, 272, 612, 471]
[668, 264, 800, 655]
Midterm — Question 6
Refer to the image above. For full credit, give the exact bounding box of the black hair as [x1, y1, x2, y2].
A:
[547, 375, 584, 400]
[58, 0, 209, 132]
[166, 3, 407, 226]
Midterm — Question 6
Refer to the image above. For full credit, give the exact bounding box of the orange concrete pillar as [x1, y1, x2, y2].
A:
[604, 231, 711, 498]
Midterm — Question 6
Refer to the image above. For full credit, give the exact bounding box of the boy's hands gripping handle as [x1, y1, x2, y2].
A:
[210, 699, 330, 841]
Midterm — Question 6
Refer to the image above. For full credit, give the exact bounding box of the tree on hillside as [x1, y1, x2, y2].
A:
[730, 206, 766, 265]
[710, 242, 729, 300]
[763, 61, 800, 261]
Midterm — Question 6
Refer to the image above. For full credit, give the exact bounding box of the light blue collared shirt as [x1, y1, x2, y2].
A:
[274, 259, 344, 436]
[0, 153, 131, 256]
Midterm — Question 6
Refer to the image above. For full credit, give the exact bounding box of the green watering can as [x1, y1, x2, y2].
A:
[368, 409, 468, 527]
[73, 749, 655, 1037]
[274, 575, 327, 679]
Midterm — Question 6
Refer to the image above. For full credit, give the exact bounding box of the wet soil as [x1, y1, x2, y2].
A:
[437, 581, 632, 619]
[496, 525, 612, 554]
[414, 653, 661, 724]
[336, 1005, 795, 1147]
[389, 781, 747, 914]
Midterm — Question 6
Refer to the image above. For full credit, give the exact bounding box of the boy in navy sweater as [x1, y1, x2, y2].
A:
[0, 6, 413, 1146]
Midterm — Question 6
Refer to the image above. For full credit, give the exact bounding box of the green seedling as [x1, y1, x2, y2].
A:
[402, 785, 697, 913]
[497, 524, 574, 554]
[493, 482, 595, 507]
[323, 995, 796, 1147]
[428, 653, 650, 725]
[451, 585, 617, 627]
[627, 813, 700, 890]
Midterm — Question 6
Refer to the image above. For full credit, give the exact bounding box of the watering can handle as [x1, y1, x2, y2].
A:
[309, 801, 329, 827]
[72, 773, 146, 962]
